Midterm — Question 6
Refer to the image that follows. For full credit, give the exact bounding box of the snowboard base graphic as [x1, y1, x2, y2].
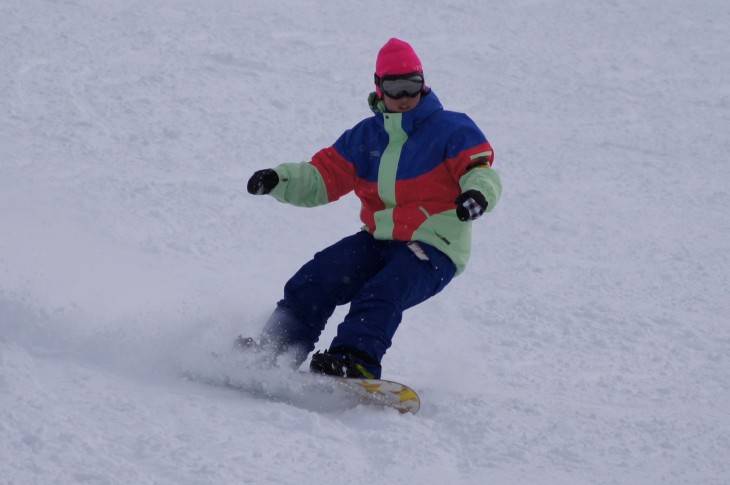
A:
[330, 377, 420, 415]
[182, 366, 420, 415]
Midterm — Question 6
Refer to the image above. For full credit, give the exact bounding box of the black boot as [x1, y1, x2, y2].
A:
[233, 336, 264, 352]
[234, 335, 308, 371]
[309, 349, 380, 379]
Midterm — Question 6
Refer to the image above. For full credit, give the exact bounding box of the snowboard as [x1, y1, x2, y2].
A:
[329, 376, 420, 415]
[181, 363, 420, 415]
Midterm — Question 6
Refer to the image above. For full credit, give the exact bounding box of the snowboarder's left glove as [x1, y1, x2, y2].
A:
[247, 169, 279, 195]
[455, 189, 488, 221]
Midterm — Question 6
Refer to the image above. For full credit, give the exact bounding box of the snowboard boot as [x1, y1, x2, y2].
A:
[233, 336, 264, 352]
[232, 335, 280, 369]
[233, 335, 291, 355]
[309, 347, 381, 379]
[233, 335, 308, 371]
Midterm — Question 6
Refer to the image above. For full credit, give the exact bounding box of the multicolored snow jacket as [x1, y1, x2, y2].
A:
[269, 90, 502, 274]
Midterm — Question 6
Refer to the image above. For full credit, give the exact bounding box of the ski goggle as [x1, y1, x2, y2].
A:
[377, 73, 424, 99]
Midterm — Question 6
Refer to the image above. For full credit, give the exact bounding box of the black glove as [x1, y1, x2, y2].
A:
[455, 189, 488, 221]
[247, 169, 279, 195]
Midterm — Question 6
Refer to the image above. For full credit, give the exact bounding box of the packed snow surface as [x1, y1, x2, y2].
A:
[1, 0, 729, 483]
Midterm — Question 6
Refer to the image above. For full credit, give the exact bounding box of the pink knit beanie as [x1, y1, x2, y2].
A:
[375, 38, 424, 96]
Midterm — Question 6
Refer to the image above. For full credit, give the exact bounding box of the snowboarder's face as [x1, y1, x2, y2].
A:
[383, 93, 421, 113]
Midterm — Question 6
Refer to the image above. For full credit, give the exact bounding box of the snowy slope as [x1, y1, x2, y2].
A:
[2, 0, 729, 483]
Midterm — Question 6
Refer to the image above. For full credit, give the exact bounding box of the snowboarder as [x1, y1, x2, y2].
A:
[239, 38, 502, 379]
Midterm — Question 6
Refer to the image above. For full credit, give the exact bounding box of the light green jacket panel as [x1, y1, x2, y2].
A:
[460, 166, 502, 212]
[269, 162, 330, 207]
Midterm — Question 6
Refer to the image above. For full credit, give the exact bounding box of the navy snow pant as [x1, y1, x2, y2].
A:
[260, 231, 457, 377]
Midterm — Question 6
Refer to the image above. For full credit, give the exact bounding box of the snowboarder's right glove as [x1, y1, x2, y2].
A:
[455, 189, 488, 221]
[247, 169, 279, 195]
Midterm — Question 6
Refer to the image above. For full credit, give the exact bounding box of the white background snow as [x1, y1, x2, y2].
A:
[2, 0, 729, 483]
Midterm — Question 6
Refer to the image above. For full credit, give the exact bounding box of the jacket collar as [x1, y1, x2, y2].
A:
[368, 90, 443, 134]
